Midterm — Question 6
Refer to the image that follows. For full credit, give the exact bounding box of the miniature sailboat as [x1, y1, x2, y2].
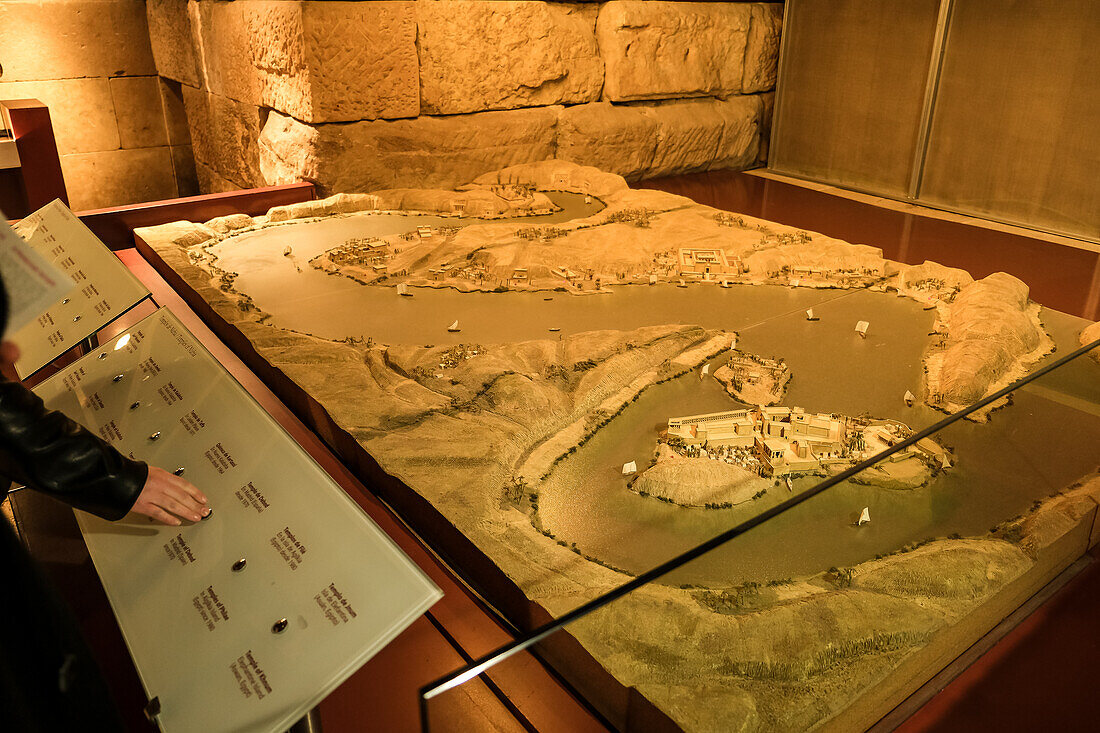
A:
[720, 279, 730, 288]
[282, 245, 293, 256]
[858, 507, 871, 526]
[700, 363, 710, 378]
[649, 274, 658, 285]
[903, 389, 916, 407]
[939, 453, 952, 470]
[677, 278, 687, 288]
[397, 283, 412, 297]
[584, 194, 593, 204]
[855, 320, 869, 338]
[447, 320, 461, 333]
[622, 460, 637, 475]
[805, 308, 819, 321]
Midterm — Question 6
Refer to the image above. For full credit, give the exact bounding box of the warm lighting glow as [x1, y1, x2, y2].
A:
[113, 334, 131, 351]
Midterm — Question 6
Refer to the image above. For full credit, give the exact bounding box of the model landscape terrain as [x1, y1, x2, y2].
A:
[137, 161, 1100, 732]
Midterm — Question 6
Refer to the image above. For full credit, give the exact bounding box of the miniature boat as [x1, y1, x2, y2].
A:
[584, 194, 593, 204]
[858, 507, 871, 526]
[784, 476, 793, 492]
[700, 363, 710, 378]
[447, 320, 461, 333]
[622, 461, 637, 475]
[720, 279, 730, 288]
[903, 389, 916, 407]
[805, 308, 819, 321]
[543, 297, 553, 301]
[649, 274, 658, 285]
[397, 283, 412, 297]
[939, 453, 952, 470]
[855, 320, 869, 338]
[548, 327, 560, 332]
[282, 245, 293, 256]
[677, 278, 687, 288]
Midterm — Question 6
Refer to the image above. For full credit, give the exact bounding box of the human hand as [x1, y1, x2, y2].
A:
[131, 466, 210, 525]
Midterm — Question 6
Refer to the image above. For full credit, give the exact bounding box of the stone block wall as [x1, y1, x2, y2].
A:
[149, 0, 783, 196]
[0, 0, 198, 211]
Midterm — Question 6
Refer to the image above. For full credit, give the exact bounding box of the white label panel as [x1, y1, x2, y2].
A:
[11, 199, 149, 377]
[34, 308, 441, 733]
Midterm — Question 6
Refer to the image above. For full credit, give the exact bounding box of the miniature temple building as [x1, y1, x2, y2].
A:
[678, 248, 739, 277]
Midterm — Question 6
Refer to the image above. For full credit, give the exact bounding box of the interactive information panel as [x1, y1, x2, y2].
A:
[11, 199, 149, 377]
[34, 308, 441, 733]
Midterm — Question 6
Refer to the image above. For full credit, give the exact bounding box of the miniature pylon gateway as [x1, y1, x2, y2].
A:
[135, 160, 1098, 733]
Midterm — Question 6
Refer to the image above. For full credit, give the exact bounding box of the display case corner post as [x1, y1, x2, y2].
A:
[1, 98, 68, 212]
[287, 706, 324, 733]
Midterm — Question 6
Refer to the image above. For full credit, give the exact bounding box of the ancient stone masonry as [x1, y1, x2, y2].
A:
[141, 0, 783, 195]
[0, 0, 198, 209]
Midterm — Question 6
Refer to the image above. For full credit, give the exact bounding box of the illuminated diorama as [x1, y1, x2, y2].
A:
[137, 161, 1100, 731]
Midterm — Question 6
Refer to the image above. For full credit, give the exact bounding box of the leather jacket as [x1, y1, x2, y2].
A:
[0, 377, 146, 521]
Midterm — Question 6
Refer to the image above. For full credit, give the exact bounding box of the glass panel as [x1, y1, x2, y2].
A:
[770, 0, 941, 194]
[918, 0, 1100, 240]
[32, 307, 442, 733]
[422, 336, 1100, 732]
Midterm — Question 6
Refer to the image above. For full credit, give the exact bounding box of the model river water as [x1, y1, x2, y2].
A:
[210, 197, 1100, 585]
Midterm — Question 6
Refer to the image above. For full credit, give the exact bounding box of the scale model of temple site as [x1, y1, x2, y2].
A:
[137, 161, 1100, 732]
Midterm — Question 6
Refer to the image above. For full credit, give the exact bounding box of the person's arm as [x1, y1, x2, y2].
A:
[0, 377, 207, 523]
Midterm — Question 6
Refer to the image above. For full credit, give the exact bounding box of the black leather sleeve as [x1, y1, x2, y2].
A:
[0, 377, 146, 521]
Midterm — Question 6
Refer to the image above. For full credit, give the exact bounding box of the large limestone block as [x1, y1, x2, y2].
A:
[181, 86, 264, 190]
[597, 1, 751, 101]
[192, 0, 418, 123]
[60, 147, 178, 211]
[171, 144, 200, 198]
[259, 106, 560, 194]
[0, 0, 155, 82]
[159, 79, 192, 147]
[556, 102, 657, 180]
[0, 78, 120, 154]
[558, 97, 761, 180]
[417, 1, 603, 115]
[195, 160, 245, 195]
[742, 3, 783, 94]
[110, 76, 169, 149]
[146, 0, 202, 86]
[648, 96, 762, 174]
[757, 91, 774, 163]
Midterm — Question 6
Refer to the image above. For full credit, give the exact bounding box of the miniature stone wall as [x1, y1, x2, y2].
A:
[146, 0, 783, 196]
[0, 0, 197, 210]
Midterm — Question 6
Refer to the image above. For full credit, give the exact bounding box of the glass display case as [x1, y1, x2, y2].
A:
[124, 161, 1100, 731]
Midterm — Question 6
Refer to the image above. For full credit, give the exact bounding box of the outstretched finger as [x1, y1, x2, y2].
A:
[170, 473, 207, 504]
[135, 502, 182, 526]
[155, 495, 204, 523]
